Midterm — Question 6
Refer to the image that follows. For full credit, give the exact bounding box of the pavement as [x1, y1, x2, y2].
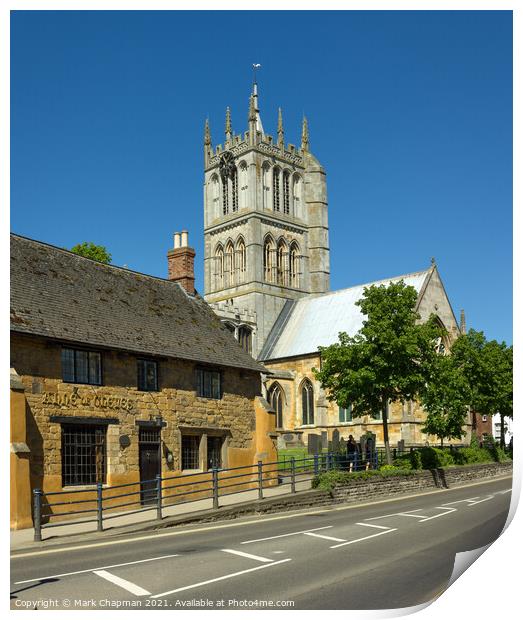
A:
[10, 475, 512, 610]
[10, 475, 314, 550]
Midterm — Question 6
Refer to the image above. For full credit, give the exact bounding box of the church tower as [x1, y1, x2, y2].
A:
[203, 77, 330, 358]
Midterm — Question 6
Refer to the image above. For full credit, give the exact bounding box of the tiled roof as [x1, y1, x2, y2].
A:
[260, 270, 431, 361]
[10, 234, 265, 373]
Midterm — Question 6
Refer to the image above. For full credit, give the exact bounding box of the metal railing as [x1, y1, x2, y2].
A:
[32, 451, 388, 542]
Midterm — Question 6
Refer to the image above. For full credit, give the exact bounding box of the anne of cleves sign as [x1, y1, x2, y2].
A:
[42, 391, 134, 411]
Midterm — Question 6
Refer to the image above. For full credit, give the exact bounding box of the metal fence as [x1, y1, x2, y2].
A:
[32, 452, 385, 542]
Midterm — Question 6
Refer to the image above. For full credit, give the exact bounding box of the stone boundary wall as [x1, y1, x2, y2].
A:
[145, 461, 513, 532]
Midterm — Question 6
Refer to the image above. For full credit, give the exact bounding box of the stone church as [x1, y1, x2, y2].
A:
[201, 80, 471, 449]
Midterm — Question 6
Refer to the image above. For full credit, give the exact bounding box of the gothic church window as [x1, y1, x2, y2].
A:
[273, 167, 281, 211]
[276, 239, 286, 285]
[264, 236, 275, 283]
[301, 379, 314, 425]
[214, 244, 224, 290]
[236, 237, 246, 284]
[289, 242, 300, 288]
[224, 241, 234, 287]
[268, 383, 284, 429]
[283, 171, 290, 214]
[222, 177, 229, 215]
[231, 167, 238, 213]
[238, 326, 252, 355]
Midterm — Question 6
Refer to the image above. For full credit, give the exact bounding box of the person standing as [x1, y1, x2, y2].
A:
[347, 435, 359, 471]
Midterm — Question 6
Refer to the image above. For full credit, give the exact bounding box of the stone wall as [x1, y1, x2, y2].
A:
[10, 332, 276, 525]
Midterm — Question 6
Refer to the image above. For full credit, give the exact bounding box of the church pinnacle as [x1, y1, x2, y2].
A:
[225, 107, 232, 141]
[204, 118, 211, 146]
[301, 116, 309, 152]
[277, 108, 284, 148]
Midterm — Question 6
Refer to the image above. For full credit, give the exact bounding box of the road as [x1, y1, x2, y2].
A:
[11, 476, 512, 610]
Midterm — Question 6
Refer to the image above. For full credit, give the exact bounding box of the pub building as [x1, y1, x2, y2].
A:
[10, 233, 276, 529]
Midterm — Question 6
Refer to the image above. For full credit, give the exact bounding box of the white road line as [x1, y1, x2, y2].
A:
[418, 507, 456, 522]
[93, 570, 151, 596]
[365, 509, 425, 521]
[221, 549, 274, 563]
[150, 558, 292, 598]
[441, 497, 480, 506]
[14, 554, 179, 585]
[467, 495, 494, 505]
[241, 525, 333, 544]
[330, 528, 397, 549]
[303, 532, 346, 542]
[355, 522, 392, 530]
[396, 513, 430, 519]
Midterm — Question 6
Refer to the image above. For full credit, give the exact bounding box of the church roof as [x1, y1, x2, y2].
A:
[10, 234, 266, 373]
[259, 269, 431, 361]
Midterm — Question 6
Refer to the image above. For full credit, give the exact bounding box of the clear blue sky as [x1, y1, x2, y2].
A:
[10, 10, 512, 344]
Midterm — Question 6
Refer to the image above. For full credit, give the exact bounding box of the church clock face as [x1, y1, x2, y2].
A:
[219, 151, 235, 180]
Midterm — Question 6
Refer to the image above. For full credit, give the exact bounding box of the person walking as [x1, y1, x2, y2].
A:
[347, 435, 359, 471]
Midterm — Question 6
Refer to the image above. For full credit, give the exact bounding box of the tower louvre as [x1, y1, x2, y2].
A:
[203, 80, 330, 358]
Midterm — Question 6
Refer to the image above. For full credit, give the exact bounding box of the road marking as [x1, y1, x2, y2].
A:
[365, 509, 426, 521]
[355, 522, 392, 530]
[14, 554, 179, 585]
[221, 549, 273, 563]
[150, 558, 292, 598]
[241, 526, 333, 544]
[418, 507, 456, 522]
[396, 513, 429, 519]
[441, 497, 480, 506]
[303, 532, 346, 542]
[467, 495, 494, 505]
[93, 570, 151, 596]
[330, 528, 397, 549]
[12, 476, 512, 559]
[496, 489, 511, 495]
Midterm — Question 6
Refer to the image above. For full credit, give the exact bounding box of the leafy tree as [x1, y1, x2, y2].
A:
[70, 242, 112, 264]
[452, 330, 513, 447]
[314, 281, 442, 465]
[420, 353, 471, 446]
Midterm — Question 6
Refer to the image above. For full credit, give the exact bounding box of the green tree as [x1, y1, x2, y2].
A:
[70, 242, 112, 264]
[420, 353, 471, 446]
[452, 330, 513, 447]
[314, 281, 442, 465]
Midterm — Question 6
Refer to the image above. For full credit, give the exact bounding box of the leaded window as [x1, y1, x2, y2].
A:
[273, 168, 280, 211]
[339, 404, 352, 423]
[196, 368, 221, 399]
[301, 379, 314, 425]
[283, 171, 290, 214]
[269, 384, 284, 429]
[231, 168, 238, 212]
[181, 435, 200, 470]
[137, 359, 158, 391]
[61, 424, 106, 486]
[61, 348, 101, 385]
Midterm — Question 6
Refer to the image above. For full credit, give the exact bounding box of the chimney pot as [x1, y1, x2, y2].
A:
[174, 232, 181, 249]
[181, 230, 188, 247]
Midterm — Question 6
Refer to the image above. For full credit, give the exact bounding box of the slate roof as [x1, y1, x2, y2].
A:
[10, 234, 265, 373]
[260, 269, 431, 361]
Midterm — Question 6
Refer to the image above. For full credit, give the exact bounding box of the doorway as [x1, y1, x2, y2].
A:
[139, 427, 161, 505]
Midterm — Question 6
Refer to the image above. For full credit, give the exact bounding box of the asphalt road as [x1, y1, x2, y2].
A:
[10, 476, 512, 611]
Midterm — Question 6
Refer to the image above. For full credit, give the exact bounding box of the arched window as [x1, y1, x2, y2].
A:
[222, 177, 229, 215]
[211, 175, 220, 220]
[268, 383, 284, 429]
[273, 167, 281, 211]
[283, 170, 290, 215]
[262, 163, 271, 210]
[264, 236, 275, 283]
[276, 239, 287, 285]
[301, 379, 314, 425]
[289, 242, 300, 288]
[224, 241, 234, 287]
[214, 244, 224, 290]
[231, 167, 238, 212]
[236, 237, 246, 284]
[292, 174, 302, 218]
[238, 326, 252, 355]
[239, 162, 248, 209]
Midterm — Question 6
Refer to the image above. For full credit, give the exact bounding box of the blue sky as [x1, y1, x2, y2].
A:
[10, 10, 512, 343]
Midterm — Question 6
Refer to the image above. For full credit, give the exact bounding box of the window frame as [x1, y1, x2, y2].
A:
[301, 379, 314, 426]
[181, 434, 201, 471]
[196, 367, 222, 400]
[339, 404, 352, 423]
[61, 423, 107, 487]
[137, 358, 159, 392]
[61, 347, 102, 386]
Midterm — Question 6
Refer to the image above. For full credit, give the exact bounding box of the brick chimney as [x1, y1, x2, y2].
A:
[167, 230, 195, 294]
